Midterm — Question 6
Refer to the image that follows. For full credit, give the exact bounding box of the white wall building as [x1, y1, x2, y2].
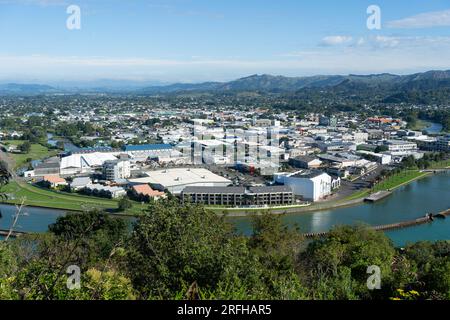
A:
[60, 152, 119, 176]
[386, 140, 417, 152]
[274, 170, 332, 202]
[103, 160, 131, 181]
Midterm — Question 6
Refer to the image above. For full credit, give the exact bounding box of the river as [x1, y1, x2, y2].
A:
[424, 122, 443, 135]
[1, 172, 449, 246]
[231, 172, 450, 247]
[46, 133, 79, 153]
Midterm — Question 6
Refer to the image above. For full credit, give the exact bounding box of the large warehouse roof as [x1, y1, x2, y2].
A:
[61, 152, 118, 169]
[128, 168, 231, 188]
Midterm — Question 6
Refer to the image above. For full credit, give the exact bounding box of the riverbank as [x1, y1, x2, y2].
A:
[212, 170, 432, 217]
[2, 172, 449, 247]
[0, 180, 146, 215]
[230, 172, 450, 247]
[1, 169, 432, 218]
[341, 170, 430, 202]
[0, 167, 442, 219]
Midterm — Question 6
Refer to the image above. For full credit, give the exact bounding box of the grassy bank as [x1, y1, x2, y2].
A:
[429, 159, 450, 169]
[0, 181, 146, 215]
[409, 119, 431, 131]
[342, 170, 430, 202]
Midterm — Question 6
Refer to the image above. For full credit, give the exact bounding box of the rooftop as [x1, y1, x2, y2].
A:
[183, 186, 246, 194]
[124, 144, 173, 152]
[43, 175, 66, 183]
[132, 184, 165, 197]
[128, 168, 231, 187]
[183, 185, 293, 194]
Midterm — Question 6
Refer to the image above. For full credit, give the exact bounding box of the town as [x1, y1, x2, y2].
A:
[0, 94, 448, 215]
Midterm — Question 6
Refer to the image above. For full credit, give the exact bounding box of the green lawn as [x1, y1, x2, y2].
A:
[0, 181, 147, 215]
[409, 119, 430, 131]
[1, 140, 58, 169]
[372, 170, 429, 192]
[342, 189, 371, 201]
[429, 159, 450, 169]
[342, 170, 429, 202]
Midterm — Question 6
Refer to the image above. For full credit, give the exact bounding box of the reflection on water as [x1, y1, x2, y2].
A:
[424, 122, 443, 134]
[232, 172, 450, 247]
[1, 173, 449, 247]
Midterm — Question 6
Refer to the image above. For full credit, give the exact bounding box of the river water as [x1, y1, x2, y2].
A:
[46, 133, 79, 153]
[424, 122, 443, 135]
[231, 172, 450, 247]
[1, 172, 449, 246]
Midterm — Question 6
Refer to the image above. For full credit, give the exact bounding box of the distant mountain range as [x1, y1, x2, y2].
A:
[1, 70, 450, 100]
[0, 83, 58, 95]
[137, 70, 450, 94]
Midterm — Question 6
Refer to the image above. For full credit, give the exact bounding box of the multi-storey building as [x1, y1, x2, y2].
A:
[102, 159, 131, 181]
[182, 185, 294, 206]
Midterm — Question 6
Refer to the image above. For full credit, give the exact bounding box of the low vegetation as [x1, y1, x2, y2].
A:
[1, 200, 450, 300]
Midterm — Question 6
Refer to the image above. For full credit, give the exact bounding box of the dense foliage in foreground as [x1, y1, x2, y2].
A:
[1, 199, 450, 300]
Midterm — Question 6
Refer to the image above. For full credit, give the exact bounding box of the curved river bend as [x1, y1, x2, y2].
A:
[231, 172, 450, 247]
[1, 172, 449, 246]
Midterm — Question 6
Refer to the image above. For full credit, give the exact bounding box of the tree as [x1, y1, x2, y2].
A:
[0, 160, 10, 186]
[127, 199, 246, 299]
[0, 242, 19, 299]
[118, 197, 132, 212]
[300, 225, 396, 299]
[19, 141, 32, 154]
[0, 160, 11, 202]
[249, 213, 304, 274]
[374, 145, 388, 153]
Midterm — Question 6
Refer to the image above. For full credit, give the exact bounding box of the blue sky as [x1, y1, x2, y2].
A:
[1, 0, 450, 83]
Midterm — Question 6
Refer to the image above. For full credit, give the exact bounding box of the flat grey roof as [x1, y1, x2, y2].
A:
[35, 162, 60, 169]
[183, 186, 245, 194]
[183, 185, 293, 195]
[291, 155, 319, 163]
[248, 185, 293, 193]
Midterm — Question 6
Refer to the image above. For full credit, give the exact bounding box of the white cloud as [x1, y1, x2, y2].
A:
[1, 48, 450, 82]
[387, 9, 450, 29]
[372, 36, 400, 48]
[0, 0, 67, 6]
[327, 35, 450, 50]
[319, 35, 353, 46]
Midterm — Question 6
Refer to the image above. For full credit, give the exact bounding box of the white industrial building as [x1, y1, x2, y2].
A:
[128, 168, 232, 195]
[274, 170, 333, 202]
[385, 140, 417, 152]
[60, 152, 119, 175]
[83, 184, 127, 199]
[123, 144, 174, 160]
[356, 150, 392, 165]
